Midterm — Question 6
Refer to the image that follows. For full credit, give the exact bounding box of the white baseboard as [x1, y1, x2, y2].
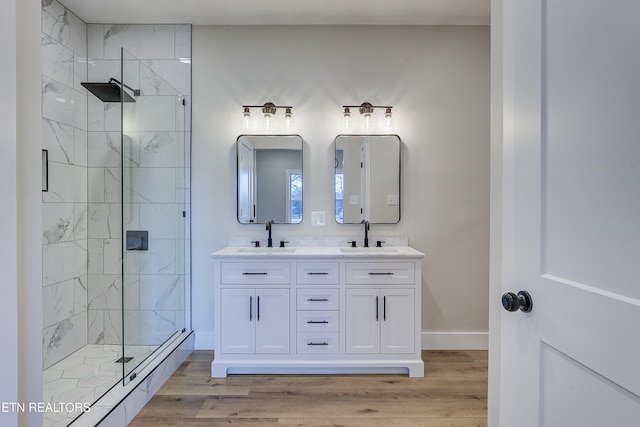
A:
[421, 332, 488, 350]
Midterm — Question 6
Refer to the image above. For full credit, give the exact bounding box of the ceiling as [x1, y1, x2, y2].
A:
[58, 0, 490, 26]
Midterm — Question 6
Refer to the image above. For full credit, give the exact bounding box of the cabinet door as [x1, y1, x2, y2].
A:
[346, 289, 381, 354]
[380, 289, 414, 354]
[220, 288, 255, 353]
[255, 289, 290, 354]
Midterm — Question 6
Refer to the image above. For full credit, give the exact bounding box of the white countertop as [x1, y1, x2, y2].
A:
[211, 246, 425, 259]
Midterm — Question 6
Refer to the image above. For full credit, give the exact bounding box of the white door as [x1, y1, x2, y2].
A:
[346, 288, 380, 353]
[255, 289, 290, 354]
[238, 141, 254, 223]
[380, 289, 414, 354]
[360, 139, 368, 222]
[220, 288, 255, 354]
[496, 0, 640, 425]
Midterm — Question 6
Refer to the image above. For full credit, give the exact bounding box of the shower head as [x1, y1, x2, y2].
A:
[81, 78, 139, 103]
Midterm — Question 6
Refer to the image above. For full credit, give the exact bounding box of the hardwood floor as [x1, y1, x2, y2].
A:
[130, 350, 487, 426]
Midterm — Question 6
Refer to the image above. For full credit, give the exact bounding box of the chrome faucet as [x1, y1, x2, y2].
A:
[362, 220, 370, 247]
[266, 220, 275, 247]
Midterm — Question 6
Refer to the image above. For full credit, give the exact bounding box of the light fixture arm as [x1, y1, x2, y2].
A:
[242, 102, 293, 114]
[342, 102, 393, 114]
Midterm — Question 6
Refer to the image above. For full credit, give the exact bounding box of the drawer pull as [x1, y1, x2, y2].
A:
[368, 272, 394, 276]
[307, 298, 329, 302]
[307, 342, 329, 346]
[307, 320, 329, 324]
[243, 272, 268, 275]
[307, 272, 329, 275]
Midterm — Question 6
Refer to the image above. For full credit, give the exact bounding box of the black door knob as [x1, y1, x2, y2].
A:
[502, 291, 533, 313]
[502, 292, 519, 311]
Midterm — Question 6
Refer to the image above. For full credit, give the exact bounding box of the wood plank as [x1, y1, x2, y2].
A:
[196, 394, 486, 419]
[129, 417, 277, 426]
[155, 376, 253, 396]
[133, 396, 207, 419]
[278, 419, 487, 427]
[246, 375, 485, 396]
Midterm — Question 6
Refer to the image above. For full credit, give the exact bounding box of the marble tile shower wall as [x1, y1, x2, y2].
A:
[86, 24, 191, 348]
[41, 0, 191, 369]
[41, 0, 89, 369]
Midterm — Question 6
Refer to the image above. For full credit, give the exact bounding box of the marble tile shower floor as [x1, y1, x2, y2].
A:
[43, 344, 155, 427]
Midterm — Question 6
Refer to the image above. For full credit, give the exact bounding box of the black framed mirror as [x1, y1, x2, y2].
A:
[334, 134, 400, 224]
[237, 134, 303, 224]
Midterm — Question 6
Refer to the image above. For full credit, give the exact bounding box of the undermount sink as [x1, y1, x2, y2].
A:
[339, 247, 399, 253]
[235, 247, 296, 253]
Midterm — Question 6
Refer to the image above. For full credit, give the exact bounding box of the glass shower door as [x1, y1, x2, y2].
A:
[121, 48, 189, 382]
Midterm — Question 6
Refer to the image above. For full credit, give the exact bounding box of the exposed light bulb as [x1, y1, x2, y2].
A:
[363, 112, 372, 131]
[342, 107, 352, 132]
[382, 107, 394, 132]
[263, 112, 273, 131]
[242, 107, 251, 131]
[359, 102, 374, 132]
[283, 107, 293, 132]
[262, 102, 276, 132]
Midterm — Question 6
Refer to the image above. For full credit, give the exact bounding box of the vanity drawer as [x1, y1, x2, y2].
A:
[297, 310, 339, 333]
[345, 262, 415, 285]
[221, 262, 290, 285]
[296, 262, 340, 285]
[296, 333, 339, 354]
[296, 288, 340, 310]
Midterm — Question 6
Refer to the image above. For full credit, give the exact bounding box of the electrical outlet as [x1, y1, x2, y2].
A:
[349, 195, 359, 205]
[387, 195, 399, 206]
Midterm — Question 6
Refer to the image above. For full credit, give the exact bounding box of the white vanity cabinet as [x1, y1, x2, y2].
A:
[345, 288, 414, 354]
[220, 288, 289, 354]
[218, 262, 291, 356]
[211, 247, 425, 378]
[345, 262, 416, 354]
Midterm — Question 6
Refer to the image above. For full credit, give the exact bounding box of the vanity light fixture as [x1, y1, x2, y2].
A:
[241, 102, 294, 132]
[342, 102, 394, 133]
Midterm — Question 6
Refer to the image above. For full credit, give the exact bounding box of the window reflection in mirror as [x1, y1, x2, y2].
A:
[335, 135, 400, 224]
[237, 135, 303, 224]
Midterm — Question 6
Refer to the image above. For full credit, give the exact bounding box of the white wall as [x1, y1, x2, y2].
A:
[192, 25, 490, 349]
[1, 0, 43, 425]
[0, 2, 19, 424]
